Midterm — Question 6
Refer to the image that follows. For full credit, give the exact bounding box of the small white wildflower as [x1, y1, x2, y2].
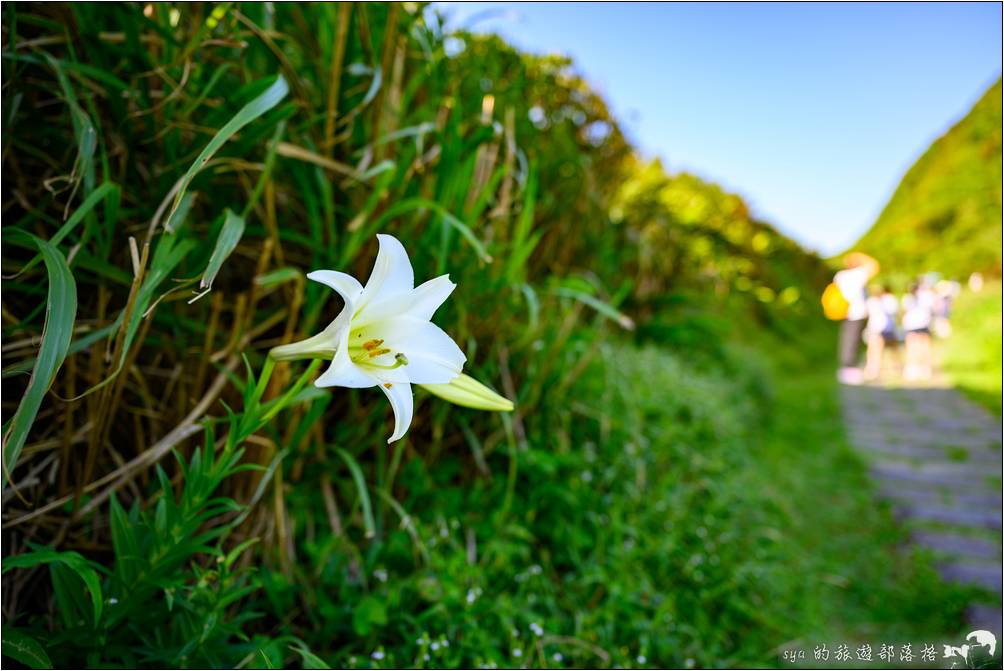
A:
[512, 648, 523, 658]
[581, 470, 593, 482]
[373, 568, 388, 582]
[637, 655, 647, 664]
[685, 658, 695, 668]
[530, 622, 544, 636]
[108, 597, 119, 604]
[431, 642, 440, 651]
[424, 654, 430, 661]
[371, 651, 385, 660]
[553, 652, 563, 662]
[529, 564, 542, 575]
[441, 639, 450, 648]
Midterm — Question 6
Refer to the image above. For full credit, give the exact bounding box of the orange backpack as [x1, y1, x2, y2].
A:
[821, 282, 849, 320]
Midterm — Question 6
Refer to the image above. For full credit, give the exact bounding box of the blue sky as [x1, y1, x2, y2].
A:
[435, 2, 1002, 255]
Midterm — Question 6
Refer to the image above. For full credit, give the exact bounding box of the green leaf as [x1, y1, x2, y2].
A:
[366, 197, 492, 263]
[15, 182, 120, 277]
[109, 495, 141, 584]
[3, 234, 77, 474]
[1, 626, 53, 669]
[45, 53, 96, 192]
[347, 62, 382, 108]
[164, 75, 289, 229]
[199, 209, 246, 291]
[335, 449, 375, 539]
[255, 267, 302, 288]
[3, 547, 103, 625]
[505, 163, 538, 284]
[351, 595, 388, 636]
[290, 644, 331, 670]
[552, 287, 635, 330]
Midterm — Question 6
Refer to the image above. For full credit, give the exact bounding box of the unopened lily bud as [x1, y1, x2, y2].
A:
[420, 374, 514, 412]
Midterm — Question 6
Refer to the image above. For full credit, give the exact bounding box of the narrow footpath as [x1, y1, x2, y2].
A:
[840, 370, 1002, 633]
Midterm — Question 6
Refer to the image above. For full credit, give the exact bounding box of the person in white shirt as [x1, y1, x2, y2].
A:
[862, 285, 898, 381]
[902, 280, 935, 380]
[833, 252, 880, 385]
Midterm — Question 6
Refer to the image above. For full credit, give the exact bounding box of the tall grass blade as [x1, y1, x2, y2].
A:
[199, 209, 246, 292]
[165, 75, 289, 229]
[552, 287, 635, 330]
[14, 182, 120, 277]
[335, 448, 376, 539]
[1, 627, 53, 670]
[2, 547, 103, 624]
[3, 234, 77, 474]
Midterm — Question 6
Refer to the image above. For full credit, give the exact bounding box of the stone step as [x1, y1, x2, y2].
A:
[870, 461, 1001, 488]
[849, 426, 1002, 447]
[876, 485, 1003, 510]
[966, 603, 1004, 634]
[938, 559, 1003, 594]
[854, 440, 1002, 462]
[891, 503, 1002, 530]
[911, 531, 1001, 560]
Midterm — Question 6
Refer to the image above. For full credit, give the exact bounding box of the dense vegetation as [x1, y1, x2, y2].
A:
[940, 281, 1003, 415]
[852, 78, 1002, 279]
[1, 4, 974, 668]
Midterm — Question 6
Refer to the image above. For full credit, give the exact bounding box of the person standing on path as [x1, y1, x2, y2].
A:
[863, 284, 899, 381]
[834, 252, 880, 385]
[902, 279, 936, 381]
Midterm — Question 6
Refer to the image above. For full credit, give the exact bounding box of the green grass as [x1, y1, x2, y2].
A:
[747, 351, 971, 650]
[940, 281, 1003, 415]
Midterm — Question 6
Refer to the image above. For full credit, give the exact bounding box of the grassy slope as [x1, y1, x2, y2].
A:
[852, 78, 1002, 279]
[940, 281, 1003, 415]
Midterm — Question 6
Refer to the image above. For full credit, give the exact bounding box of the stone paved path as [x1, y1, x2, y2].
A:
[840, 372, 1003, 634]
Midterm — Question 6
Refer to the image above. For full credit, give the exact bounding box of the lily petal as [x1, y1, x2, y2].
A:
[316, 346, 377, 388]
[358, 234, 414, 311]
[270, 299, 353, 362]
[307, 270, 364, 306]
[374, 376, 413, 443]
[356, 275, 456, 326]
[374, 317, 466, 385]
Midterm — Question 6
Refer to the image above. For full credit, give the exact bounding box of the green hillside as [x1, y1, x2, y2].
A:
[853, 78, 1002, 278]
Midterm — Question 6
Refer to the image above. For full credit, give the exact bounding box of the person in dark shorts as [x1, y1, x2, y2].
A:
[833, 252, 880, 385]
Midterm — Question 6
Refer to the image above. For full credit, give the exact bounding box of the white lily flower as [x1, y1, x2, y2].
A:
[270, 234, 467, 443]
